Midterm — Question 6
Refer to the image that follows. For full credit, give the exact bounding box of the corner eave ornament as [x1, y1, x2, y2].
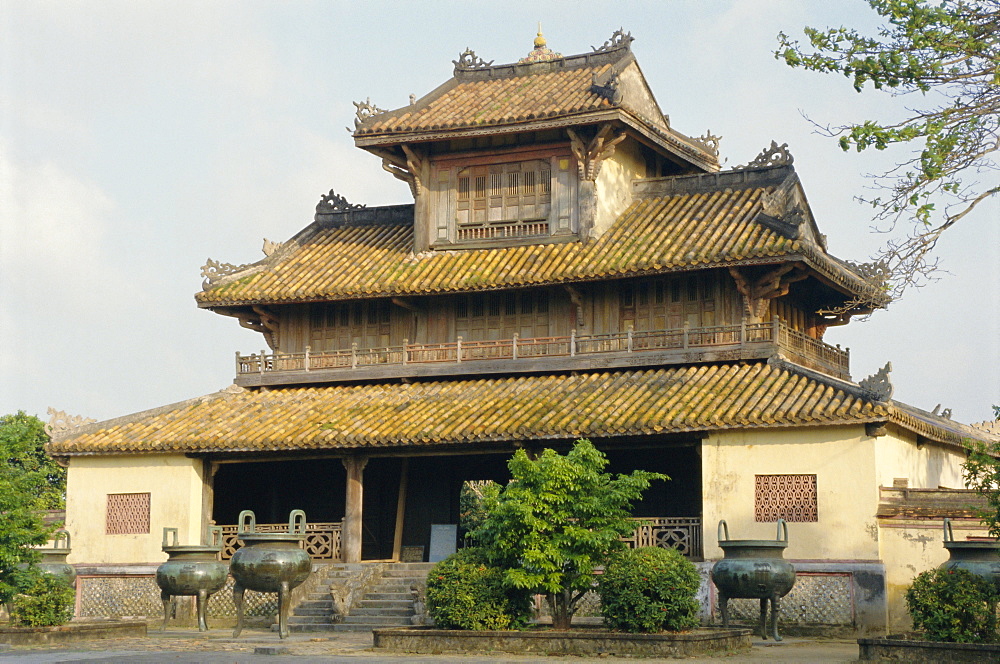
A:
[316, 190, 365, 213]
[694, 131, 722, 157]
[592, 28, 634, 52]
[353, 97, 388, 129]
[734, 141, 794, 170]
[201, 258, 252, 289]
[859, 362, 894, 402]
[453, 48, 493, 69]
[45, 407, 96, 437]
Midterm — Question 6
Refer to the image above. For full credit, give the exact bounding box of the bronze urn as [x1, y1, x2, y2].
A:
[940, 518, 1000, 590]
[711, 519, 796, 641]
[155, 526, 228, 631]
[229, 510, 312, 639]
[34, 529, 77, 588]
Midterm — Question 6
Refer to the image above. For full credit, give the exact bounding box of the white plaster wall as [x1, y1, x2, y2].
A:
[593, 138, 644, 237]
[64, 454, 206, 564]
[702, 426, 879, 561]
[872, 427, 965, 490]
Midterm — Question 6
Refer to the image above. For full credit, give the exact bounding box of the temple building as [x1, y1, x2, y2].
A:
[48, 29, 999, 633]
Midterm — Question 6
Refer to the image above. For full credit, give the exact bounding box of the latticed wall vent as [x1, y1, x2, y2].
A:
[755, 474, 818, 522]
[106, 492, 151, 534]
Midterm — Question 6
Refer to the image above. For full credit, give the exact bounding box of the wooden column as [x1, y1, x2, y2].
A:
[341, 455, 368, 563]
[391, 458, 410, 562]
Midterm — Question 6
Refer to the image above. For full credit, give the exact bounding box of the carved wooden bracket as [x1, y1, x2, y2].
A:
[729, 265, 808, 321]
[238, 306, 280, 350]
[567, 124, 627, 181]
[376, 145, 423, 199]
[564, 285, 585, 327]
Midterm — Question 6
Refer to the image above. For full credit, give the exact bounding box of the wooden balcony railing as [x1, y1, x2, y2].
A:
[219, 521, 341, 561]
[624, 517, 703, 560]
[236, 319, 850, 385]
[216, 517, 700, 562]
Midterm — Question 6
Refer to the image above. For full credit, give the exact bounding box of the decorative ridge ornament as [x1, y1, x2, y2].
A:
[201, 258, 253, 288]
[844, 259, 891, 289]
[44, 407, 96, 436]
[453, 48, 494, 69]
[353, 98, 387, 129]
[519, 24, 562, 63]
[971, 420, 1000, 437]
[316, 190, 365, 213]
[592, 28, 634, 53]
[262, 239, 282, 256]
[693, 131, 722, 157]
[733, 141, 794, 170]
[859, 362, 894, 402]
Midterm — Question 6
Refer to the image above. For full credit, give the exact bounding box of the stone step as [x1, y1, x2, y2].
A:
[294, 606, 333, 616]
[342, 615, 413, 625]
[288, 623, 338, 633]
[329, 623, 390, 632]
[288, 615, 334, 625]
[358, 598, 412, 608]
[361, 593, 413, 602]
[350, 607, 414, 616]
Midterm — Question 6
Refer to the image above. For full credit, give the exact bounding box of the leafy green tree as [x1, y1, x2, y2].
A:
[471, 439, 665, 630]
[777, 0, 999, 305]
[962, 405, 1000, 537]
[0, 412, 64, 603]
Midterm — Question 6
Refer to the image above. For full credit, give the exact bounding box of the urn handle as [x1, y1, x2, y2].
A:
[238, 510, 257, 534]
[52, 528, 71, 550]
[717, 519, 730, 542]
[943, 517, 954, 543]
[162, 527, 179, 547]
[776, 518, 788, 543]
[289, 509, 307, 535]
[207, 525, 223, 547]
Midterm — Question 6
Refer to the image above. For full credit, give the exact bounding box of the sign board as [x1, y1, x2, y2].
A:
[428, 524, 458, 563]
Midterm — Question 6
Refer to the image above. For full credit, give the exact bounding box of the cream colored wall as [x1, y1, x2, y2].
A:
[593, 138, 644, 237]
[702, 426, 879, 560]
[64, 454, 206, 564]
[873, 427, 965, 490]
[874, 428, 973, 630]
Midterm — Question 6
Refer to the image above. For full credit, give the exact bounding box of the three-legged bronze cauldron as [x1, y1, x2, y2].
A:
[230, 510, 311, 639]
[156, 526, 228, 631]
[940, 517, 1000, 590]
[711, 519, 795, 641]
[34, 529, 77, 589]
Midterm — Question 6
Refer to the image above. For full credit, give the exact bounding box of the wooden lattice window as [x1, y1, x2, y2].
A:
[620, 274, 718, 332]
[310, 300, 392, 352]
[455, 290, 550, 341]
[455, 160, 551, 241]
[106, 492, 151, 534]
[755, 474, 817, 522]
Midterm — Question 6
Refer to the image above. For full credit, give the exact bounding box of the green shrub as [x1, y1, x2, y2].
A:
[426, 547, 533, 630]
[10, 573, 76, 627]
[905, 567, 998, 643]
[598, 546, 700, 633]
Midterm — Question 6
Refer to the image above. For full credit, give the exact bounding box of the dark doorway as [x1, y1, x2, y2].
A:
[213, 458, 346, 526]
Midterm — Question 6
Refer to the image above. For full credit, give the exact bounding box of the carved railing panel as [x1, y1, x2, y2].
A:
[236, 320, 849, 381]
[218, 522, 342, 561]
[623, 517, 703, 560]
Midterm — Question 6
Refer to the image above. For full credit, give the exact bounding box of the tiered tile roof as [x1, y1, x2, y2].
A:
[197, 170, 875, 307]
[48, 362, 913, 457]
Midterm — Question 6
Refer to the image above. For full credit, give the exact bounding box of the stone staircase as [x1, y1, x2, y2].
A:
[284, 562, 433, 633]
[332, 562, 434, 632]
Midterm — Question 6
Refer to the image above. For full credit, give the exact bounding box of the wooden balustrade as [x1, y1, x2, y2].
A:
[216, 517, 700, 562]
[236, 320, 849, 382]
[219, 522, 342, 561]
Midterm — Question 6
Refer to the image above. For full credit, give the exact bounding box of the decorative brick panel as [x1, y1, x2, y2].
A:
[105, 493, 151, 534]
[755, 474, 817, 522]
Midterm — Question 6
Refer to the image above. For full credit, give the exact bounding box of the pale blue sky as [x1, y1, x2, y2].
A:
[2, 1, 997, 425]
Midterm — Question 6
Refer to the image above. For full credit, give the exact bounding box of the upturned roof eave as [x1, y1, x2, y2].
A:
[353, 107, 719, 172]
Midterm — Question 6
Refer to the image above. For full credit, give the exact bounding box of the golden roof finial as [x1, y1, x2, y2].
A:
[534, 22, 546, 49]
